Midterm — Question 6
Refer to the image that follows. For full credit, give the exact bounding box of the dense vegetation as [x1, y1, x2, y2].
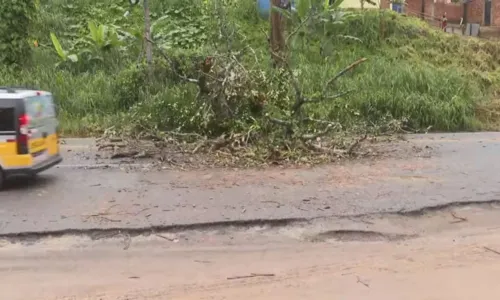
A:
[1, 0, 500, 150]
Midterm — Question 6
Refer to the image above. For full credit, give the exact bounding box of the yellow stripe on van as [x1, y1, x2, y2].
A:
[0, 133, 60, 169]
[0, 140, 33, 168]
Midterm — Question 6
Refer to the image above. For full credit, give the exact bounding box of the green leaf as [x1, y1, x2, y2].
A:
[151, 15, 170, 34]
[67, 54, 78, 62]
[78, 48, 93, 56]
[109, 30, 121, 46]
[337, 34, 362, 42]
[324, 0, 330, 10]
[296, 0, 311, 19]
[88, 21, 99, 43]
[98, 24, 107, 46]
[50, 32, 66, 60]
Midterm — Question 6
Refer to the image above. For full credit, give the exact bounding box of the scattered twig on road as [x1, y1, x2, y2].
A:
[194, 260, 212, 264]
[82, 214, 121, 223]
[123, 232, 131, 250]
[104, 204, 120, 212]
[82, 204, 125, 223]
[261, 200, 282, 207]
[227, 273, 275, 280]
[483, 246, 500, 256]
[110, 151, 139, 159]
[450, 212, 468, 224]
[294, 206, 309, 212]
[100, 216, 122, 223]
[154, 233, 176, 242]
[356, 276, 370, 288]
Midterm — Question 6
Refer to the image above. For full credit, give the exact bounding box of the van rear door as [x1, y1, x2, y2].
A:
[23, 94, 57, 163]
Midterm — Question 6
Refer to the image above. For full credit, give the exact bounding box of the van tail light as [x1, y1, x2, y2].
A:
[17, 114, 30, 154]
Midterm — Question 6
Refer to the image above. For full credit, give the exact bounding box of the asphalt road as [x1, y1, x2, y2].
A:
[1, 133, 500, 235]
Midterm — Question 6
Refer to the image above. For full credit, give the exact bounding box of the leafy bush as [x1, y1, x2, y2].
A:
[113, 64, 149, 109]
[0, 0, 35, 67]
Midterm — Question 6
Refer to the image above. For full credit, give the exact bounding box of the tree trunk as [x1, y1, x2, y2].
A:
[144, 0, 153, 80]
[270, 0, 285, 67]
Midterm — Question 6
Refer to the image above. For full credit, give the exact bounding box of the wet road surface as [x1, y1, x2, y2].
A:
[1, 132, 500, 235]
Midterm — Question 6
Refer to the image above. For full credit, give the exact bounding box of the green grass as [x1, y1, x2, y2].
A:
[1, 1, 499, 136]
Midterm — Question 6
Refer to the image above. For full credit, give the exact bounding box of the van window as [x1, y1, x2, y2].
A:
[0, 107, 15, 133]
[24, 95, 56, 121]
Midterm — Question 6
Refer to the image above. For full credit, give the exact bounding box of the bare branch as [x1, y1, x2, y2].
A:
[301, 124, 334, 140]
[302, 117, 340, 127]
[304, 90, 353, 104]
[286, 15, 311, 43]
[322, 57, 367, 94]
[304, 142, 347, 156]
[276, 56, 302, 104]
[267, 116, 292, 127]
[347, 133, 368, 155]
[283, 57, 365, 114]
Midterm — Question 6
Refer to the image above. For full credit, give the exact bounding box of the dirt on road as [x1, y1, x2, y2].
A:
[5, 132, 500, 235]
[3, 203, 500, 300]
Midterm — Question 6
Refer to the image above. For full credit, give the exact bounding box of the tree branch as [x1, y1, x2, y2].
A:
[301, 124, 334, 140]
[347, 133, 368, 155]
[277, 56, 303, 105]
[286, 15, 311, 43]
[268, 117, 292, 127]
[302, 117, 341, 128]
[322, 57, 367, 94]
[304, 90, 353, 104]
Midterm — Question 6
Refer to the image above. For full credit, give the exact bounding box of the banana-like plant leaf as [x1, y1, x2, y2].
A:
[98, 24, 108, 47]
[50, 32, 66, 60]
[88, 21, 99, 44]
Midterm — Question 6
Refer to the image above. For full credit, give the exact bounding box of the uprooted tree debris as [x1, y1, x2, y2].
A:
[95, 1, 407, 168]
[96, 47, 380, 167]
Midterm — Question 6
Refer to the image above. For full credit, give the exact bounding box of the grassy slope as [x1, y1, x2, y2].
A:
[290, 10, 500, 131]
[1, 1, 499, 135]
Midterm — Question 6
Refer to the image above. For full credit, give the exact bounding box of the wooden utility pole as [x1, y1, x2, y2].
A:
[270, 0, 285, 67]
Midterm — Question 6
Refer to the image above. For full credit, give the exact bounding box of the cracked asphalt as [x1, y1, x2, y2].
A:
[1, 132, 500, 235]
